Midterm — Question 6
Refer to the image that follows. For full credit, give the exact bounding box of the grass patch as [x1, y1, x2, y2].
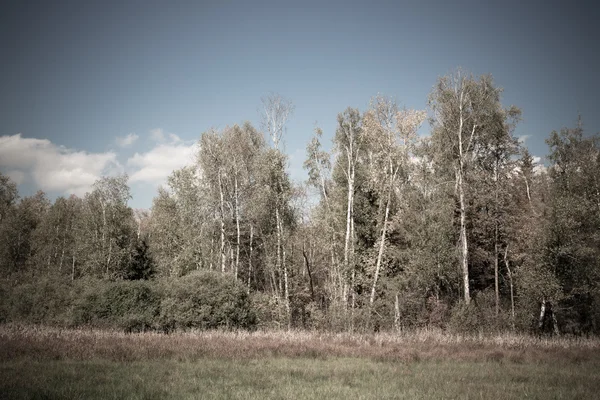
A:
[2, 358, 600, 399]
[1, 325, 600, 399]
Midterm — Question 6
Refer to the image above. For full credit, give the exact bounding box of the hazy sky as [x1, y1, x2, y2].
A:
[1, 0, 598, 208]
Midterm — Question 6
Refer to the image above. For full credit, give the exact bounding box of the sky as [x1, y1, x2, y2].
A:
[1, 0, 598, 209]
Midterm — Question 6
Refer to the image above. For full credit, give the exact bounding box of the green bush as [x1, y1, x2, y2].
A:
[159, 270, 256, 331]
[448, 301, 482, 334]
[72, 279, 160, 332]
[448, 291, 514, 334]
[2, 277, 74, 325]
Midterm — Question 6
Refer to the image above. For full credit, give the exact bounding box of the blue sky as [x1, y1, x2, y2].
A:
[1, 0, 598, 208]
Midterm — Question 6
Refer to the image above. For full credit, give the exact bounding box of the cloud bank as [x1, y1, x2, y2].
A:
[0, 129, 198, 199]
[0, 134, 120, 196]
[115, 133, 139, 147]
[127, 137, 197, 185]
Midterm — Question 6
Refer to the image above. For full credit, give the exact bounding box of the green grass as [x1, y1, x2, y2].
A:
[2, 358, 599, 399]
[1, 325, 599, 399]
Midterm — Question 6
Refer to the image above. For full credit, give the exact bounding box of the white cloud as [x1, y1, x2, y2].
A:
[168, 133, 182, 143]
[0, 134, 121, 196]
[149, 128, 183, 145]
[517, 135, 531, 144]
[150, 128, 165, 142]
[5, 170, 26, 185]
[115, 133, 139, 147]
[127, 140, 197, 185]
[532, 156, 547, 174]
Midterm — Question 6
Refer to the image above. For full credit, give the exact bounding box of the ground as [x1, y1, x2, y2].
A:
[1, 326, 599, 399]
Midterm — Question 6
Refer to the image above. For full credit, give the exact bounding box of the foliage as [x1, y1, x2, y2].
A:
[0, 277, 74, 325]
[1, 81, 599, 336]
[72, 279, 161, 332]
[158, 270, 256, 331]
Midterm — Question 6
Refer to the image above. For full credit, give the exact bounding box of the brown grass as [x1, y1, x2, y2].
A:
[2, 324, 600, 365]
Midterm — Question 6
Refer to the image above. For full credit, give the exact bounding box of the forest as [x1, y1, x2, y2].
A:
[1, 71, 599, 335]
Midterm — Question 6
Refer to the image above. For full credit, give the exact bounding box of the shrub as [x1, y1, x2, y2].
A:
[448, 291, 514, 334]
[448, 301, 482, 334]
[72, 279, 160, 332]
[2, 277, 74, 325]
[159, 270, 256, 331]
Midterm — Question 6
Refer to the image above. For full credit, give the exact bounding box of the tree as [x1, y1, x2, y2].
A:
[75, 175, 135, 278]
[0, 172, 18, 225]
[260, 93, 295, 150]
[260, 93, 295, 327]
[469, 102, 520, 316]
[429, 71, 508, 304]
[362, 95, 426, 307]
[222, 123, 265, 280]
[333, 107, 364, 317]
[304, 126, 341, 305]
[31, 196, 80, 277]
[0, 191, 49, 274]
[199, 129, 229, 273]
[543, 121, 600, 333]
[148, 187, 181, 277]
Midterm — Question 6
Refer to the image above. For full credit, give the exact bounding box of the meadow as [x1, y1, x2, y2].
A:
[1, 325, 600, 399]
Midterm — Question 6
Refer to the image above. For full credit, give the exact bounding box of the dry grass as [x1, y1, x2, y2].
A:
[2, 325, 600, 399]
[2, 324, 600, 364]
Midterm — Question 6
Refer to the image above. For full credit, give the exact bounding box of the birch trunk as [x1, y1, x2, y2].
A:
[218, 173, 226, 273]
[234, 176, 240, 280]
[494, 232, 499, 315]
[343, 164, 354, 287]
[394, 293, 400, 331]
[494, 162, 500, 316]
[370, 189, 391, 306]
[247, 225, 253, 293]
[275, 207, 282, 282]
[457, 89, 471, 304]
[283, 242, 290, 329]
[538, 298, 546, 332]
[458, 166, 470, 304]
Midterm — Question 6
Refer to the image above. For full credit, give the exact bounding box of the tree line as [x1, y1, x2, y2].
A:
[1, 70, 599, 334]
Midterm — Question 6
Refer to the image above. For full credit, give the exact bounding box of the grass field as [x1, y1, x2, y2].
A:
[1, 325, 600, 399]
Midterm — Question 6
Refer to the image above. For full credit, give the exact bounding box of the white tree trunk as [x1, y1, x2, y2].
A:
[247, 225, 253, 293]
[394, 293, 400, 331]
[370, 190, 391, 306]
[218, 173, 226, 273]
[234, 176, 240, 280]
[457, 90, 471, 304]
[283, 240, 290, 329]
[458, 166, 470, 304]
[538, 298, 546, 331]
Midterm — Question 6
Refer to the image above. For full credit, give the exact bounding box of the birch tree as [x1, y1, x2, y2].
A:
[0, 172, 18, 225]
[222, 123, 265, 280]
[363, 95, 426, 307]
[261, 93, 295, 326]
[333, 107, 364, 312]
[429, 71, 502, 304]
[474, 103, 520, 315]
[199, 130, 229, 273]
[304, 126, 342, 300]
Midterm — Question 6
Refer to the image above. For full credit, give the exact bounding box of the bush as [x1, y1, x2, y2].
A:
[448, 291, 513, 334]
[1, 277, 74, 325]
[448, 301, 482, 334]
[159, 270, 256, 331]
[72, 279, 161, 332]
